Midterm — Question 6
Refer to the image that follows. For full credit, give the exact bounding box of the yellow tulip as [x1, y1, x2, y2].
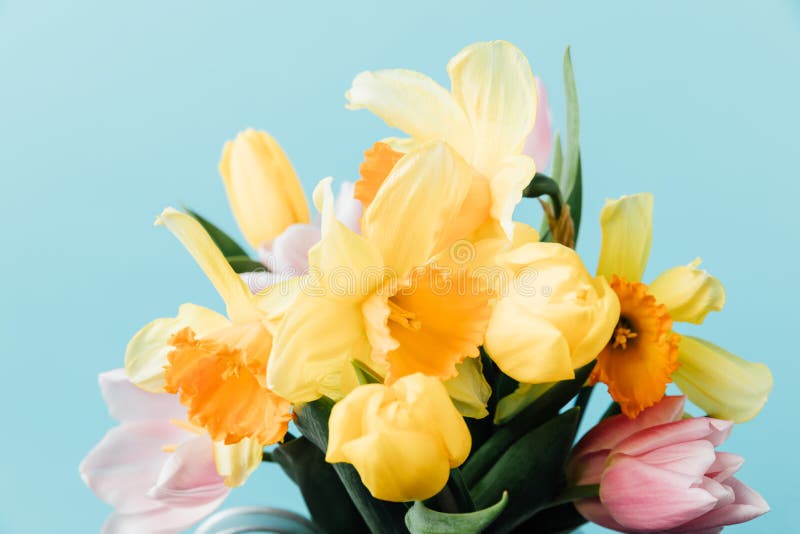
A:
[268, 141, 492, 403]
[484, 241, 620, 384]
[347, 40, 538, 234]
[590, 193, 773, 421]
[326, 373, 471, 502]
[219, 129, 310, 249]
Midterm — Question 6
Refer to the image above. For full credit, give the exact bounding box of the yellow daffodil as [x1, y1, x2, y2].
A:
[326, 373, 471, 502]
[219, 128, 310, 249]
[590, 193, 773, 421]
[346, 40, 538, 235]
[125, 208, 294, 454]
[267, 141, 492, 403]
[483, 235, 620, 385]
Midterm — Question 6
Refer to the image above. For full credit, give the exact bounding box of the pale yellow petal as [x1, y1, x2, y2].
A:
[596, 193, 654, 282]
[253, 275, 303, 332]
[157, 208, 256, 321]
[267, 292, 371, 403]
[673, 336, 773, 423]
[213, 437, 263, 487]
[363, 141, 475, 276]
[511, 221, 540, 247]
[444, 358, 491, 419]
[489, 155, 536, 235]
[649, 258, 726, 324]
[309, 178, 383, 297]
[447, 41, 537, 176]
[380, 137, 424, 153]
[125, 303, 228, 392]
[346, 69, 473, 158]
[219, 129, 310, 248]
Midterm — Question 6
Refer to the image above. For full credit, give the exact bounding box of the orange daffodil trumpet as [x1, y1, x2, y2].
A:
[347, 40, 537, 235]
[124, 208, 295, 485]
[590, 193, 773, 420]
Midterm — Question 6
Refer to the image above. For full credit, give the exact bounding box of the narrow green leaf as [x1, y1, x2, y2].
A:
[185, 208, 250, 258]
[294, 399, 409, 534]
[273, 437, 369, 534]
[560, 47, 580, 201]
[565, 153, 582, 242]
[225, 255, 268, 273]
[540, 132, 563, 240]
[406, 492, 508, 534]
[471, 409, 582, 533]
[351, 359, 383, 385]
[462, 362, 594, 487]
[494, 382, 555, 425]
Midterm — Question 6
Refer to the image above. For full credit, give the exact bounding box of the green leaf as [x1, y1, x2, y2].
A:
[462, 361, 594, 487]
[295, 398, 409, 534]
[406, 491, 508, 534]
[351, 359, 383, 385]
[225, 255, 268, 273]
[540, 133, 563, 241]
[560, 47, 580, 201]
[494, 382, 555, 425]
[185, 208, 250, 258]
[273, 437, 369, 534]
[511, 502, 587, 534]
[565, 153, 582, 242]
[471, 409, 582, 533]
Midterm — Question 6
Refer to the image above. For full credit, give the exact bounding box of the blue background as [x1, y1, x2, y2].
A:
[1, 1, 797, 532]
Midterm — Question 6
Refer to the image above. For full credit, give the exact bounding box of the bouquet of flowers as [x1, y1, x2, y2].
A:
[81, 41, 773, 534]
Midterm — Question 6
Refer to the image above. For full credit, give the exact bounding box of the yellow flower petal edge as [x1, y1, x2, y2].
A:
[596, 193, 654, 282]
[649, 258, 726, 324]
[156, 207, 256, 322]
[125, 303, 228, 392]
[326, 373, 471, 502]
[673, 336, 773, 423]
[219, 129, 310, 249]
[213, 437, 263, 487]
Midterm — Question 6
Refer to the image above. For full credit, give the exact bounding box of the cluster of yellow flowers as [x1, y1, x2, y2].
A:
[122, 41, 772, 504]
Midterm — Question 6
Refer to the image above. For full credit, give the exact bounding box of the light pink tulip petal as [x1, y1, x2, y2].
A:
[99, 369, 187, 423]
[269, 223, 320, 274]
[334, 181, 363, 233]
[601, 457, 717, 531]
[706, 452, 744, 483]
[570, 396, 685, 467]
[81, 421, 186, 514]
[568, 450, 608, 486]
[574, 498, 631, 532]
[699, 476, 735, 508]
[678, 478, 769, 531]
[239, 271, 293, 294]
[613, 418, 732, 458]
[148, 435, 228, 506]
[522, 77, 553, 171]
[102, 496, 226, 534]
[631, 440, 716, 478]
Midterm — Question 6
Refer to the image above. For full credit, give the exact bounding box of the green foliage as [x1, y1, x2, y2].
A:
[405, 492, 508, 534]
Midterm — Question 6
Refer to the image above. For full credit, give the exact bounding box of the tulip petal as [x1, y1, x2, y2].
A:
[650, 258, 726, 324]
[99, 369, 186, 422]
[574, 498, 630, 532]
[346, 69, 474, 158]
[102, 498, 224, 534]
[679, 478, 769, 531]
[157, 208, 255, 321]
[125, 303, 229, 393]
[213, 437, 264, 487]
[613, 417, 732, 458]
[447, 40, 537, 177]
[149, 435, 228, 506]
[80, 421, 187, 514]
[673, 336, 773, 423]
[522, 77, 554, 171]
[600, 456, 718, 531]
[363, 142, 477, 277]
[707, 452, 744, 483]
[219, 129, 310, 248]
[596, 193, 653, 282]
[334, 181, 363, 233]
[634, 440, 717, 478]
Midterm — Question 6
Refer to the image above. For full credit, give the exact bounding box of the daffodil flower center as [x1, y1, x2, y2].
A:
[611, 317, 638, 350]
[387, 299, 421, 331]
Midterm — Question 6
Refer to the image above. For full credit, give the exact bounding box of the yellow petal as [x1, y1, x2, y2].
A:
[363, 141, 476, 276]
[310, 177, 383, 297]
[511, 221, 540, 247]
[489, 155, 536, 235]
[346, 69, 474, 158]
[447, 41, 537, 176]
[380, 137, 424, 153]
[673, 336, 773, 423]
[267, 291, 371, 403]
[157, 208, 256, 321]
[213, 437, 263, 487]
[597, 193, 654, 282]
[125, 303, 228, 392]
[219, 129, 310, 248]
[649, 258, 726, 324]
[444, 358, 492, 419]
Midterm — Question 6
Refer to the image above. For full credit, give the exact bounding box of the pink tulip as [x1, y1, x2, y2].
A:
[522, 77, 554, 172]
[80, 369, 229, 534]
[567, 396, 768, 533]
[241, 181, 363, 293]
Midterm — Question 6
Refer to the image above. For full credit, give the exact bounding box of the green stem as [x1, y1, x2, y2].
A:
[522, 173, 564, 219]
[262, 451, 273, 463]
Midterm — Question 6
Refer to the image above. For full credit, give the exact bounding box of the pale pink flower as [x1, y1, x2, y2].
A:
[522, 77, 554, 172]
[80, 370, 229, 534]
[567, 396, 769, 533]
